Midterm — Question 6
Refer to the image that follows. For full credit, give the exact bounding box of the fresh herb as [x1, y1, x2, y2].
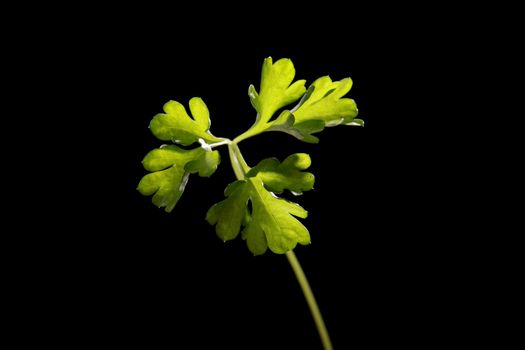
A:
[138, 57, 362, 349]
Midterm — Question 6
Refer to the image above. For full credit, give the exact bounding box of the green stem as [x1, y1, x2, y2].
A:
[286, 250, 333, 350]
[228, 142, 250, 180]
[233, 114, 267, 144]
[208, 139, 232, 149]
[233, 128, 259, 144]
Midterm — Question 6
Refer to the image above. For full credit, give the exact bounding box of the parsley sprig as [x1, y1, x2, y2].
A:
[138, 57, 362, 350]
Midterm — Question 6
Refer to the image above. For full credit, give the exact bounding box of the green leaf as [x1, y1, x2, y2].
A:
[294, 77, 357, 124]
[206, 158, 312, 255]
[290, 120, 326, 144]
[138, 145, 220, 212]
[251, 57, 306, 124]
[149, 97, 222, 146]
[294, 76, 359, 123]
[267, 76, 361, 142]
[206, 181, 250, 242]
[247, 178, 309, 254]
[237, 59, 362, 144]
[185, 150, 221, 177]
[347, 118, 365, 127]
[247, 153, 315, 194]
[137, 166, 189, 213]
[266, 111, 324, 144]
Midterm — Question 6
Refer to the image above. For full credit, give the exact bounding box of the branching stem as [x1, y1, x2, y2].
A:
[227, 142, 249, 180]
[208, 139, 232, 149]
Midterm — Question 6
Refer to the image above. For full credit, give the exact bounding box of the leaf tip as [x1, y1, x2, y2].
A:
[346, 118, 365, 127]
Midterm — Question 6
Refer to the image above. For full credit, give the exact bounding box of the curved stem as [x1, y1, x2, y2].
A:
[233, 128, 260, 144]
[228, 143, 250, 180]
[286, 250, 333, 350]
[208, 139, 232, 149]
[232, 114, 267, 144]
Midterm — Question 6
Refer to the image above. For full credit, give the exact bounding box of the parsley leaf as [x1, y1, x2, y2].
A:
[247, 153, 314, 195]
[149, 97, 222, 146]
[238, 57, 361, 144]
[138, 145, 220, 212]
[206, 153, 313, 255]
[293, 76, 361, 125]
[236, 58, 306, 142]
[269, 76, 362, 143]
[249, 57, 306, 123]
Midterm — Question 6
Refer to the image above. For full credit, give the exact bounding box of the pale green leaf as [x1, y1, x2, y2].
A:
[266, 76, 360, 142]
[206, 181, 250, 242]
[252, 57, 306, 123]
[142, 145, 202, 172]
[246, 178, 310, 254]
[189, 97, 211, 127]
[247, 153, 315, 194]
[206, 162, 311, 255]
[149, 98, 222, 146]
[290, 120, 326, 144]
[248, 84, 259, 111]
[137, 166, 188, 212]
[347, 118, 365, 126]
[238, 59, 362, 144]
[293, 76, 359, 126]
[185, 150, 221, 177]
[266, 111, 324, 144]
[138, 145, 220, 212]
[241, 217, 266, 256]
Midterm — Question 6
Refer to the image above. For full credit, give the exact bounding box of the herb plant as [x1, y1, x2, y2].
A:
[138, 57, 363, 349]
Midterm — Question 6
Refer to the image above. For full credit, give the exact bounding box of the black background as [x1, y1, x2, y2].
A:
[11, 11, 471, 349]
